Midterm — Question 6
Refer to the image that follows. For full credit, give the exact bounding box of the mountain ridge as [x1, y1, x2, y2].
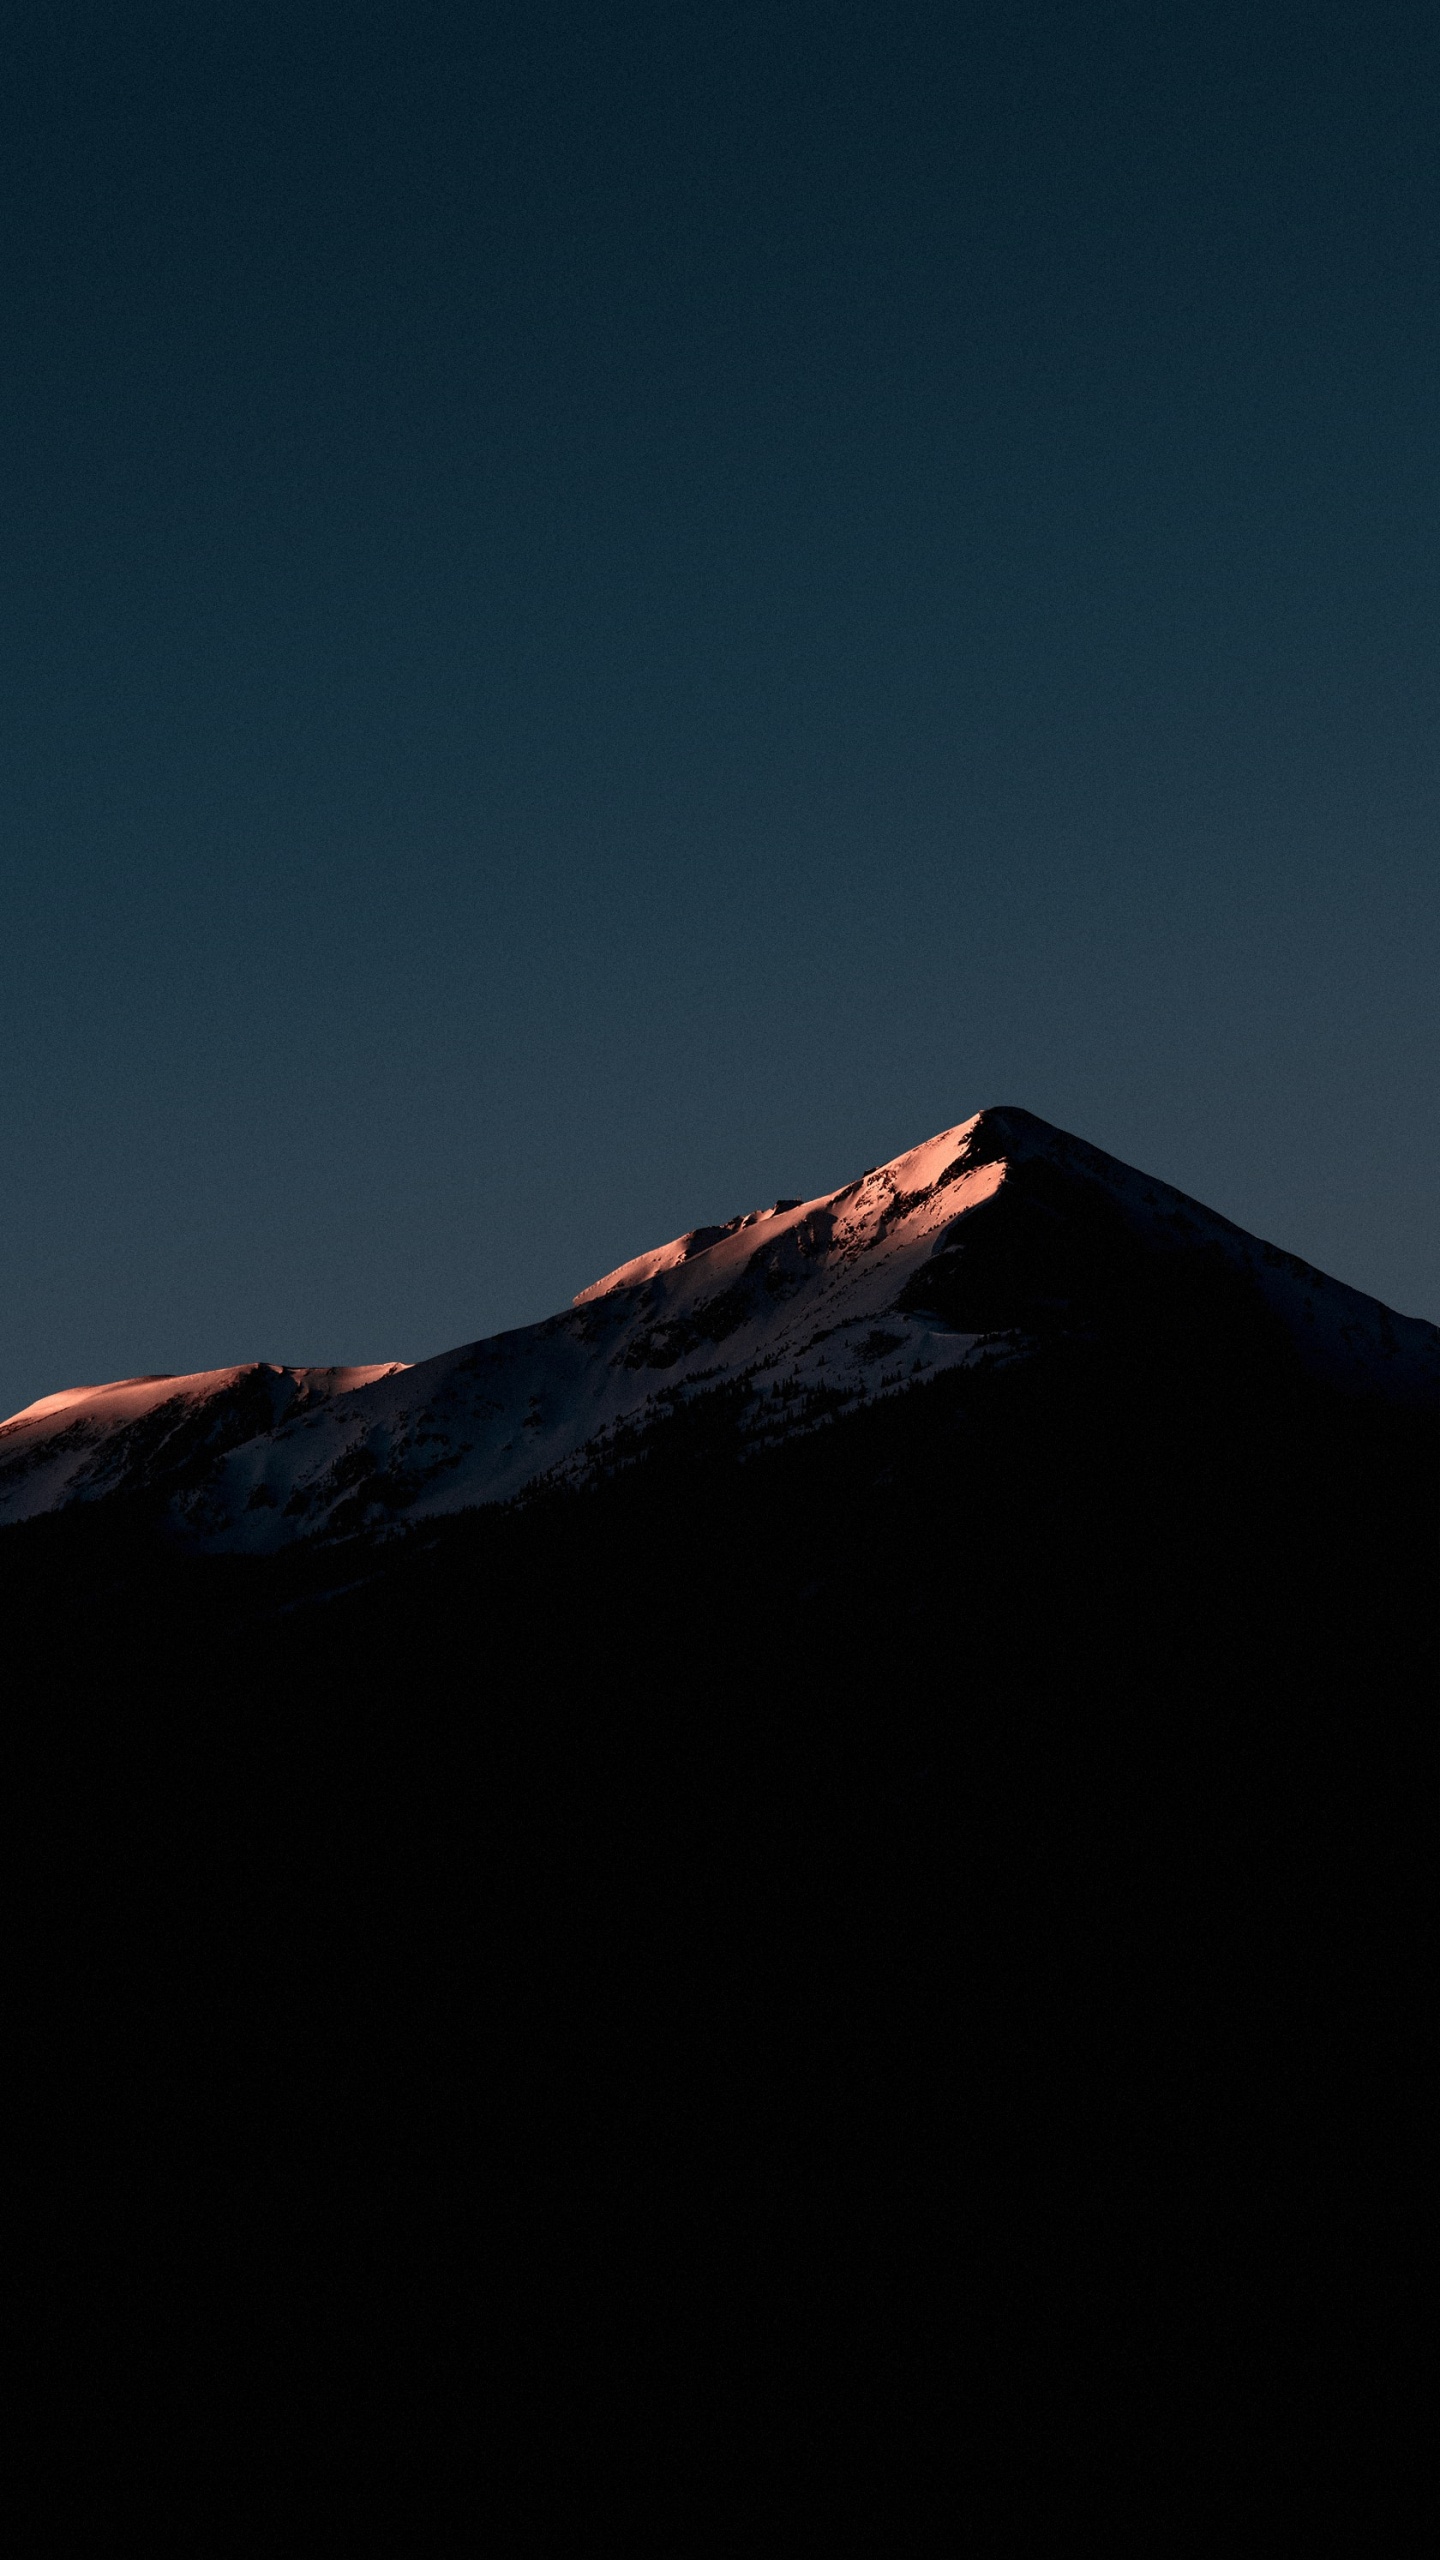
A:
[2, 1103, 1434, 1549]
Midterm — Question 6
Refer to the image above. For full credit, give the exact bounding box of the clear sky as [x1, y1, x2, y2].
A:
[3, 0, 1437, 1417]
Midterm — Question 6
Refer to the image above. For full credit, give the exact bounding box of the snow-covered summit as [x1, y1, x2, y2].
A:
[2, 1105, 1434, 1549]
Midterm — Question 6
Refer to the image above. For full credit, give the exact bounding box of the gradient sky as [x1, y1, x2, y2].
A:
[3, 0, 1437, 1417]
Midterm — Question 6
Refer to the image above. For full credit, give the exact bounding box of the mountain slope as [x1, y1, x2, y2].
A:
[2, 1103, 1434, 1548]
[0, 1363, 406, 1531]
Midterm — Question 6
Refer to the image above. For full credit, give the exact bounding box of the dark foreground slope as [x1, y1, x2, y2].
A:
[9, 1292, 1435, 2541]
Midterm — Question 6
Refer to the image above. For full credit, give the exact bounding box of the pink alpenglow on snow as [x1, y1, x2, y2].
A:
[2, 1106, 1435, 1551]
[0, 1363, 407, 1530]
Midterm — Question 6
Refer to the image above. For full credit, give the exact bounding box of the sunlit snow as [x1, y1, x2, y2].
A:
[2, 1105, 1433, 1551]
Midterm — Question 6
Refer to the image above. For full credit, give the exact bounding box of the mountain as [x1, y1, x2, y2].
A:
[2, 1103, 1434, 1549]
[10, 1106, 1433, 2539]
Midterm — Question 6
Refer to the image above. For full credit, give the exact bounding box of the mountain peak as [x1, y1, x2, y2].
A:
[2, 1109, 1434, 1548]
[572, 1110, 999, 1310]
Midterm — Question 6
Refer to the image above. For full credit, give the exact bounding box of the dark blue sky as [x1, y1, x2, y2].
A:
[3, 0, 1437, 1414]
